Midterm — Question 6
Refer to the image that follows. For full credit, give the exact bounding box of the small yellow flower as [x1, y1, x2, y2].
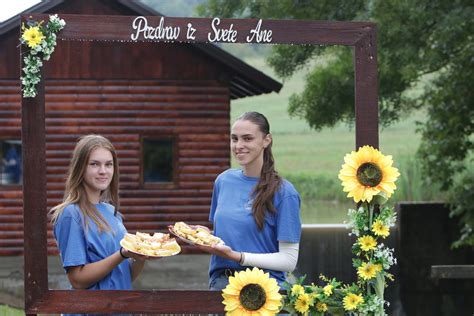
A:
[372, 219, 390, 238]
[294, 293, 311, 314]
[316, 301, 328, 312]
[22, 26, 45, 48]
[357, 262, 378, 280]
[291, 284, 305, 296]
[386, 272, 395, 281]
[358, 235, 377, 252]
[323, 284, 333, 296]
[343, 292, 364, 311]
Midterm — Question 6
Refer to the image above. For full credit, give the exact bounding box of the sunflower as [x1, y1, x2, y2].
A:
[357, 262, 379, 280]
[22, 26, 45, 48]
[358, 235, 377, 252]
[338, 145, 400, 203]
[294, 293, 311, 315]
[323, 284, 333, 296]
[342, 292, 364, 311]
[372, 219, 390, 238]
[222, 267, 282, 315]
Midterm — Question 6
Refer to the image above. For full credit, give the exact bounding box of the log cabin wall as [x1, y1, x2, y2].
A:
[0, 1, 235, 255]
[0, 47, 231, 255]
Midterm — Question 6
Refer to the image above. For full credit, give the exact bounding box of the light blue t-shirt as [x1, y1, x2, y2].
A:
[209, 169, 301, 284]
[54, 203, 132, 289]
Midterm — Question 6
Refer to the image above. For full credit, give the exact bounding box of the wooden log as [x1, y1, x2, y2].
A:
[46, 93, 228, 103]
[123, 205, 211, 213]
[431, 265, 474, 279]
[46, 102, 228, 111]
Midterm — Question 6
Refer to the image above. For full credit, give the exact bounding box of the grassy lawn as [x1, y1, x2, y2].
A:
[0, 305, 23, 316]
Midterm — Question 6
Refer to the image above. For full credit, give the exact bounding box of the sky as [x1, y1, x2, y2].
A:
[0, 0, 41, 23]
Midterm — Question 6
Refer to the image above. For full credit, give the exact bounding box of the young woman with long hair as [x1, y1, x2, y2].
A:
[50, 135, 150, 299]
[199, 112, 302, 290]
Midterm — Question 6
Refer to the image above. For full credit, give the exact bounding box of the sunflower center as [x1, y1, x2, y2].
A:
[239, 283, 266, 311]
[356, 162, 382, 187]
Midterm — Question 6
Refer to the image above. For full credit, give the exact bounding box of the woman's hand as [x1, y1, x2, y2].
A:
[195, 244, 241, 263]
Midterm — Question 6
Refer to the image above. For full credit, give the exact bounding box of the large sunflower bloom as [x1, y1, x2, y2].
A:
[343, 292, 364, 311]
[338, 146, 400, 203]
[22, 26, 45, 48]
[222, 267, 282, 316]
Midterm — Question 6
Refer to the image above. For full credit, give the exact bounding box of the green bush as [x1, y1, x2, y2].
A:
[283, 154, 446, 204]
[450, 167, 474, 248]
[282, 157, 447, 224]
[391, 155, 445, 202]
[282, 172, 345, 202]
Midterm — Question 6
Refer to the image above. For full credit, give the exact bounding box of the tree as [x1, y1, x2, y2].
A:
[197, 0, 474, 247]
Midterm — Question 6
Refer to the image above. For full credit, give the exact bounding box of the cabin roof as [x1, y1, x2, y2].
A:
[0, 0, 282, 99]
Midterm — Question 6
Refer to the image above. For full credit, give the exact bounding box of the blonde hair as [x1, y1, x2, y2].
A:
[50, 135, 120, 232]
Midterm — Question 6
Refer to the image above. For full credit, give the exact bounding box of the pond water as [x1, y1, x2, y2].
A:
[300, 200, 354, 224]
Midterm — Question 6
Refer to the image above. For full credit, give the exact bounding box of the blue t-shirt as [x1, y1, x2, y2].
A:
[54, 203, 132, 290]
[209, 169, 301, 284]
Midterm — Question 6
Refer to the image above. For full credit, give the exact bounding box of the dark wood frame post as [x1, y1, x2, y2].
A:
[21, 14, 378, 314]
[355, 26, 379, 148]
[20, 22, 49, 313]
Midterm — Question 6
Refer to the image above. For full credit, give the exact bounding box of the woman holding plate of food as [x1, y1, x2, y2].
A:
[49, 135, 160, 307]
[198, 112, 302, 290]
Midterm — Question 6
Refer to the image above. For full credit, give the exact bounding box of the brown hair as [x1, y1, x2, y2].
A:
[237, 112, 282, 230]
[49, 135, 120, 232]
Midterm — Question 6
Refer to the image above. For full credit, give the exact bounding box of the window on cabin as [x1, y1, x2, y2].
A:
[0, 140, 22, 185]
[142, 138, 174, 184]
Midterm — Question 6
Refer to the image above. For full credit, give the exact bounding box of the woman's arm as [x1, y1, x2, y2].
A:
[67, 248, 148, 289]
[197, 241, 299, 272]
[241, 242, 299, 272]
[66, 250, 125, 289]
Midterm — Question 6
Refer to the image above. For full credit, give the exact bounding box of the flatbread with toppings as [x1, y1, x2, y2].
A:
[120, 231, 181, 257]
[169, 221, 224, 247]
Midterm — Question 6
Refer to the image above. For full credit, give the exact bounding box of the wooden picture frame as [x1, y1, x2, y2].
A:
[21, 14, 378, 314]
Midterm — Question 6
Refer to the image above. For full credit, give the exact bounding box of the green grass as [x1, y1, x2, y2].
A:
[0, 305, 23, 316]
[227, 50, 439, 223]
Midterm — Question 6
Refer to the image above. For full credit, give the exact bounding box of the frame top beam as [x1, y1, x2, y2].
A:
[25, 14, 374, 45]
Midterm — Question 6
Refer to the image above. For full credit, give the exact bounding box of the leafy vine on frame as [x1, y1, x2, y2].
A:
[20, 14, 66, 98]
